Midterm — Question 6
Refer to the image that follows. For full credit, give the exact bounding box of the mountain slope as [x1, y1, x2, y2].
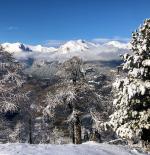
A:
[105, 41, 130, 49]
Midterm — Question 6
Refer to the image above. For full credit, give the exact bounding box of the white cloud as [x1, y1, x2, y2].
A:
[7, 26, 18, 31]
[92, 37, 130, 44]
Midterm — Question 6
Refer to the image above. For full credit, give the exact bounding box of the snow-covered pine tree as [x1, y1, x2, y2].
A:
[0, 45, 28, 113]
[109, 19, 150, 145]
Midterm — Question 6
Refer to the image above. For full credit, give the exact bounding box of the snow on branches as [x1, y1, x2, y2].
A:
[43, 85, 76, 118]
[0, 45, 28, 113]
[109, 19, 150, 142]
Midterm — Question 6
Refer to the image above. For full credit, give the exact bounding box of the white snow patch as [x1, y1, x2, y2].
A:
[142, 59, 150, 66]
[105, 41, 130, 49]
[0, 142, 147, 155]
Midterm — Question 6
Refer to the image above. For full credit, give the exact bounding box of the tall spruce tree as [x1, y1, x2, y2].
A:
[109, 19, 150, 144]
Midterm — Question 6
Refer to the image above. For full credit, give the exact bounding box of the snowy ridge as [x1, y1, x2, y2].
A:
[0, 142, 147, 155]
[105, 41, 131, 49]
[2, 42, 57, 53]
[58, 40, 90, 54]
[2, 42, 31, 53]
[1, 40, 129, 61]
[28, 44, 57, 53]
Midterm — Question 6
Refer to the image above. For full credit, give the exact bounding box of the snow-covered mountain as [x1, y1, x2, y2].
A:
[105, 41, 130, 49]
[28, 44, 57, 53]
[2, 42, 57, 60]
[2, 42, 57, 53]
[2, 42, 32, 53]
[1, 40, 130, 62]
[58, 40, 97, 54]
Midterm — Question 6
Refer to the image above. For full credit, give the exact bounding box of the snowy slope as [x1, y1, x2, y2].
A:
[2, 42, 31, 53]
[1, 42, 57, 60]
[58, 40, 97, 54]
[2, 42, 57, 53]
[28, 44, 57, 53]
[0, 142, 147, 155]
[50, 40, 130, 61]
[1, 40, 129, 61]
[105, 41, 130, 49]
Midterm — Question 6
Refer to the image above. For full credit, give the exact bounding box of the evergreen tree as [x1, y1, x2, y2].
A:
[109, 19, 150, 144]
[0, 46, 28, 113]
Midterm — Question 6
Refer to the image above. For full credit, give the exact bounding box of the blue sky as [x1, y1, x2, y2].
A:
[0, 0, 150, 45]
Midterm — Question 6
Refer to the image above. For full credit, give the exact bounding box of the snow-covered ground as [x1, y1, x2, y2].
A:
[0, 142, 147, 155]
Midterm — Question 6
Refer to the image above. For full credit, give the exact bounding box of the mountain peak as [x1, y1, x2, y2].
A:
[59, 40, 89, 54]
[2, 42, 31, 53]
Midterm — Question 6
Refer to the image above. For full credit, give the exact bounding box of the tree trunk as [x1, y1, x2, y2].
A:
[29, 117, 32, 144]
[74, 118, 81, 144]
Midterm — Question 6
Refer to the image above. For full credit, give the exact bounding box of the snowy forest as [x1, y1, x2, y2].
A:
[0, 19, 150, 154]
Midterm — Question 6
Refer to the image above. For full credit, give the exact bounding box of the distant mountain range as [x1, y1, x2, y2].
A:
[1, 40, 130, 62]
